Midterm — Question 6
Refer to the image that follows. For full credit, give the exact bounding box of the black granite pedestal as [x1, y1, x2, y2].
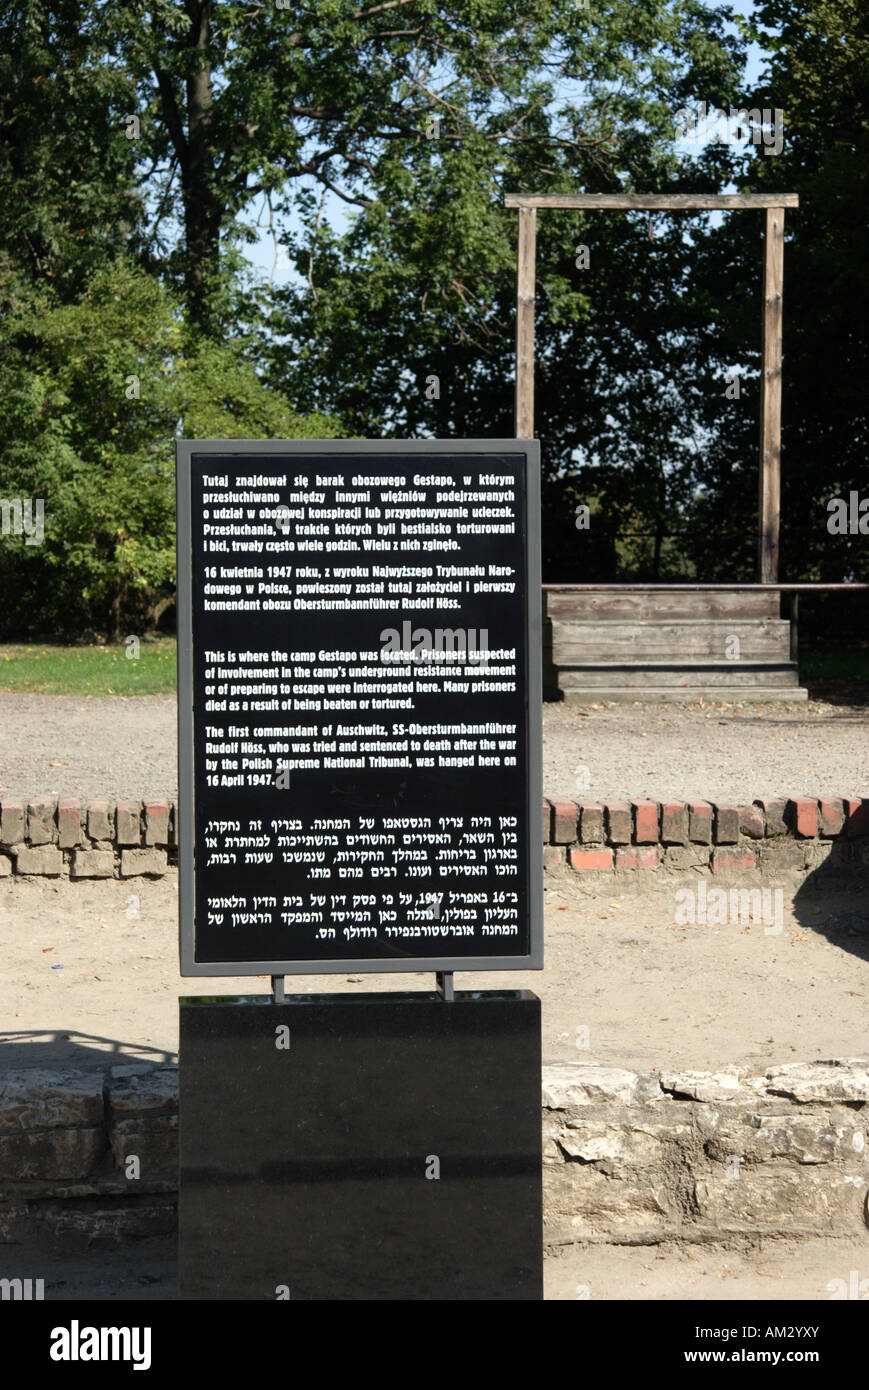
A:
[178, 990, 542, 1300]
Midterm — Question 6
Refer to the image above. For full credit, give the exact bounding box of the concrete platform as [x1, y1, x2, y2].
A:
[555, 685, 809, 702]
[544, 588, 809, 702]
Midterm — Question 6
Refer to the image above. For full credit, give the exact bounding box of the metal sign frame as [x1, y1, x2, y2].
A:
[177, 438, 543, 976]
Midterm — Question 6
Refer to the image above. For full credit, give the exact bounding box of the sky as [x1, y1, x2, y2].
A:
[241, 0, 771, 288]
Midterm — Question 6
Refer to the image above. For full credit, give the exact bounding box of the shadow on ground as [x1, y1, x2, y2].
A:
[793, 870, 869, 969]
[0, 1030, 175, 1071]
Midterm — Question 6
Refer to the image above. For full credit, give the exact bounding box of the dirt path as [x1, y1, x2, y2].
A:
[544, 1235, 869, 1301]
[1, 692, 866, 803]
[2, 870, 866, 1071]
[3, 871, 867, 1303]
[8, 1231, 865, 1302]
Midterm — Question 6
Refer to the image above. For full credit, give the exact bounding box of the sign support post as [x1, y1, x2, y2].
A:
[177, 438, 543, 1300]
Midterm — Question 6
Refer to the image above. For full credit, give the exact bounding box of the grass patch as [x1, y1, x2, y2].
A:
[0, 639, 177, 695]
[0, 636, 863, 697]
[800, 644, 869, 682]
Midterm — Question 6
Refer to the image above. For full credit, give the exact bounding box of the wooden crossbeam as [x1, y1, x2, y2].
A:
[507, 190, 797, 580]
[504, 193, 799, 209]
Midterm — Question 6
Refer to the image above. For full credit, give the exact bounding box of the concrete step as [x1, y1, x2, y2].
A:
[544, 590, 780, 620]
[545, 684, 809, 703]
[547, 662, 802, 689]
[546, 619, 792, 663]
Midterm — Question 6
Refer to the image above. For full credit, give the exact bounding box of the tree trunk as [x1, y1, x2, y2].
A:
[652, 475, 666, 580]
[110, 585, 122, 644]
[183, 1, 219, 332]
[147, 593, 177, 632]
[154, 1, 220, 333]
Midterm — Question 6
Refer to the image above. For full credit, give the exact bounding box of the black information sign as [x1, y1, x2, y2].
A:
[177, 440, 542, 975]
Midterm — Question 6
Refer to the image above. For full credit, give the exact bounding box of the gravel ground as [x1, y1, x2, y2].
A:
[0, 693, 176, 802]
[12, 1232, 867, 1301]
[4, 873, 867, 1304]
[4, 873, 867, 1070]
[0, 692, 866, 801]
[542, 699, 869, 802]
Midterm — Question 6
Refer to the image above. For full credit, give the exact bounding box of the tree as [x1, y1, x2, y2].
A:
[0, 0, 142, 298]
[94, 0, 746, 339]
[0, 260, 340, 639]
[685, 0, 868, 598]
[744, 0, 868, 586]
[261, 0, 746, 578]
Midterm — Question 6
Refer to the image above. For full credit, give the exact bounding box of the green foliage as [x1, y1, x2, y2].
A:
[1, 0, 864, 622]
[742, 0, 868, 581]
[0, 262, 340, 639]
[669, 0, 869, 582]
[171, 336, 341, 444]
[263, 0, 746, 579]
[100, 0, 635, 334]
[0, 0, 142, 295]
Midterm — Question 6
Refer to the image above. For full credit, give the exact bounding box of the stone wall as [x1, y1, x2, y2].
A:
[2, 1060, 866, 1249]
[0, 798, 175, 879]
[545, 795, 869, 882]
[1, 793, 867, 882]
[0, 1065, 176, 1247]
[544, 1059, 869, 1246]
